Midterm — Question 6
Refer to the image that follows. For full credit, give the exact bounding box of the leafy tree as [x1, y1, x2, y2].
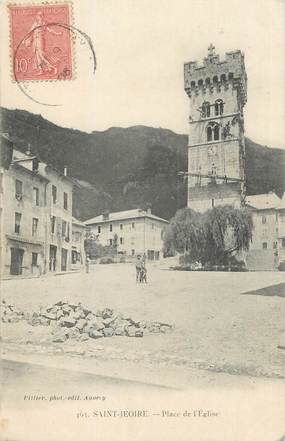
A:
[84, 234, 117, 259]
[113, 233, 119, 254]
[84, 231, 98, 260]
[163, 208, 204, 261]
[164, 205, 253, 266]
[202, 206, 253, 265]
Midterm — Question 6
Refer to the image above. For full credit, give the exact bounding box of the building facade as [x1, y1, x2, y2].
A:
[276, 194, 285, 266]
[45, 165, 73, 274]
[71, 217, 87, 270]
[0, 135, 84, 278]
[0, 141, 48, 277]
[184, 45, 247, 212]
[85, 208, 168, 260]
[245, 193, 281, 270]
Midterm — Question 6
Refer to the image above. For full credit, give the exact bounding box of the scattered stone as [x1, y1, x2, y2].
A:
[160, 325, 172, 333]
[102, 308, 113, 319]
[90, 317, 105, 331]
[86, 312, 95, 321]
[39, 317, 50, 326]
[42, 313, 57, 321]
[1, 301, 26, 324]
[56, 309, 64, 320]
[73, 308, 84, 320]
[147, 322, 161, 333]
[67, 328, 81, 339]
[125, 326, 137, 337]
[61, 304, 72, 314]
[103, 317, 116, 327]
[102, 327, 114, 337]
[68, 303, 79, 311]
[61, 318, 76, 327]
[54, 301, 66, 307]
[89, 329, 104, 339]
[1, 299, 173, 343]
[84, 323, 94, 334]
[114, 327, 125, 336]
[75, 318, 87, 332]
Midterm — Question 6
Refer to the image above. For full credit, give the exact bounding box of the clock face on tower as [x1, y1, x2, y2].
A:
[208, 145, 217, 156]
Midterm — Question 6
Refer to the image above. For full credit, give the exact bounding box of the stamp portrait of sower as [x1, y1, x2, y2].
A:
[9, 3, 73, 81]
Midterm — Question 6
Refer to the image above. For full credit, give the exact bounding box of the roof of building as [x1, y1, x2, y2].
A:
[85, 208, 169, 225]
[277, 193, 285, 210]
[245, 192, 281, 210]
[11, 148, 76, 186]
[72, 217, 86, 227]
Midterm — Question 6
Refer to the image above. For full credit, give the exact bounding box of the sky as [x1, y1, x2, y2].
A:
[1, 0, 285, 149]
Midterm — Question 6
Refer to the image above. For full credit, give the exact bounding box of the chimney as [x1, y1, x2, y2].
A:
[25, 143, 32, 156]
[63, 166, 67, 176]
[146, 203, 152, 214]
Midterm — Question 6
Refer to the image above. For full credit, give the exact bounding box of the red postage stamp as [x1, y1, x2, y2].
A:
[9, 3, 73, 81]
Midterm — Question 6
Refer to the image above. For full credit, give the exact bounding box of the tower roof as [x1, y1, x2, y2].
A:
[184, 46, 247, 105]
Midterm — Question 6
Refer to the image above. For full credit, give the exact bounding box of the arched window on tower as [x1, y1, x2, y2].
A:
[202, 101, 211, 118]
[207, 125, 212, 141]
[215, 99, 224, 116]
[206, 122, 220, 142]
[214, 124, 220, 140]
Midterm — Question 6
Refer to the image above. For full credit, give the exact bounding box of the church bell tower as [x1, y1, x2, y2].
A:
[184, 45, 247, 212]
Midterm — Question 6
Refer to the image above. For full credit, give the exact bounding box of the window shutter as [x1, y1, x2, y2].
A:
[56, 217, 62, 236]
[66, 223, 70, 241]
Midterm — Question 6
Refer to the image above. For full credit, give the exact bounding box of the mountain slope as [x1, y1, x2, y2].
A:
[1, 107, 284, 220]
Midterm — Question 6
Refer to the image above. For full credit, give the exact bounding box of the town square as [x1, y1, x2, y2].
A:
[1, 0, 285, 440]
[2, 263, 285, 383]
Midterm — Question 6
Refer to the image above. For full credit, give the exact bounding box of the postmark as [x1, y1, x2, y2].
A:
[9, 3, 73, 81]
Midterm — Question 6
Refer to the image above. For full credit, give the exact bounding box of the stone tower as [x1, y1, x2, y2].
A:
[184, 45, 247, 212]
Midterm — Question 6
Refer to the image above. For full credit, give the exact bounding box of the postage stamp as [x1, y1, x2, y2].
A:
[8, 3, 73, 81]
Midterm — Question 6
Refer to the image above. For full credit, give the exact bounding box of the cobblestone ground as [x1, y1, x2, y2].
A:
[2, 263, 285, 382]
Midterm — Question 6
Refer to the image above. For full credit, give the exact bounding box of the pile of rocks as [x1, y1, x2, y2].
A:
[1, 300, 173, 343]
[1, 300, 25, 323]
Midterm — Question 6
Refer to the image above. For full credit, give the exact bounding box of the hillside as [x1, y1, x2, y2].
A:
[1, 107, 284, 220]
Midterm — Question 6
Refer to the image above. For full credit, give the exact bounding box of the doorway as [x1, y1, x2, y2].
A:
[147, 250, 155, 261]
[61, 248, 68, 271]
[49, 245, 57, 271]
[10, 248, 24, 275]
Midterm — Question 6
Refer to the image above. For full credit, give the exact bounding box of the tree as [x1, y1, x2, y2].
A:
[163, 208, 204, 261]
[113, 233, 119, 254]
[163, 205, 253, 266]
[84, 231, 98, 260]
[202, 205, 253, 265]
[84, 230, 117, 259]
